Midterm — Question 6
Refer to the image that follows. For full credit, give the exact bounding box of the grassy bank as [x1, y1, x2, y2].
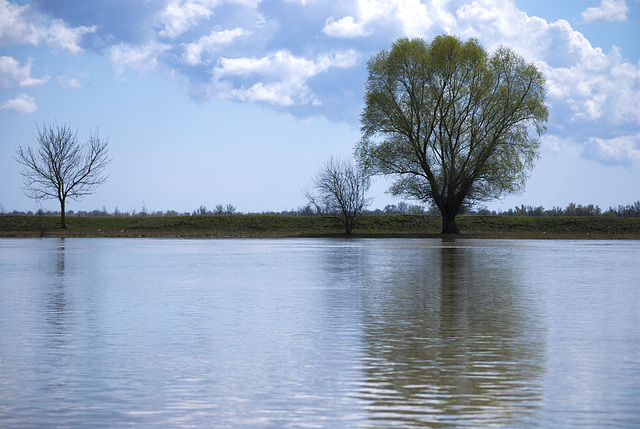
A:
[1, 214, 640, 239]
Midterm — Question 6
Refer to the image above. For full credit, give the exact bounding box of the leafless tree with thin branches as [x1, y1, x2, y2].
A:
[14, 122, 111, 229]
[305, 156, 371, 234]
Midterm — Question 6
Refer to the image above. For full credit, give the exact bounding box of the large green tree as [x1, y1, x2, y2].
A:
[357, 35, 548, 233]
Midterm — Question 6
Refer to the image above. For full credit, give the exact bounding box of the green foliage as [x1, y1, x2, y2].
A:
[357, 35, 548, 233]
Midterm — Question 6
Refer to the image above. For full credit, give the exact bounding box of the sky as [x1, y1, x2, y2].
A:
[1, 0, 638, 215]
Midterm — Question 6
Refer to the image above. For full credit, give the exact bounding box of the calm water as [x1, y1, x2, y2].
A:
[0, 238, 638, 428]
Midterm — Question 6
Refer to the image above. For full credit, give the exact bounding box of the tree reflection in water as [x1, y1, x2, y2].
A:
[358, 239, 546, 427]
[45, 238, 67, 337]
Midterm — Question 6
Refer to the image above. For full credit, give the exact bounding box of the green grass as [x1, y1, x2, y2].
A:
[454, 215, 640, 238]
[1, 214, 639, 239]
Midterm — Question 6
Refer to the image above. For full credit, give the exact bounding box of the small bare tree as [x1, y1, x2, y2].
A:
[305, 156, 371, 234]
[14, 122, 111, 229]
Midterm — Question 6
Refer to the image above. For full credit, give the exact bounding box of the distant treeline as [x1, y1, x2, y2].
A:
[3, 201, 639, 218]
[369, 201, 640, 217]
[492, 202, 640, 218]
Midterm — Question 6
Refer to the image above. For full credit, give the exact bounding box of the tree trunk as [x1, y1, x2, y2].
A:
[59, 198, 68, 229]
[440, 208, 459, 234]
[344, 216, 353, 234]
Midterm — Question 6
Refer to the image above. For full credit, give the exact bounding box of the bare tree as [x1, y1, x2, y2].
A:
[14, 122, 111, 229]
[305, 156, 371, 234]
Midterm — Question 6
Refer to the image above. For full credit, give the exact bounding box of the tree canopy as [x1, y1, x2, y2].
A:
[356, 35, 548, 233]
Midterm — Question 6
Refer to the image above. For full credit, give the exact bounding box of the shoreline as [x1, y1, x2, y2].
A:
[2, 214, 639, 240]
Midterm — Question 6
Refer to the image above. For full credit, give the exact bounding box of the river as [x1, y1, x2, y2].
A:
[0, 238, 638, 428]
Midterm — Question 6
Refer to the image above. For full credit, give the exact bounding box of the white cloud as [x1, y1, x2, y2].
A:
[0, 0, 94, 52]
[0, 56, 49, 90]
[45, 19, 96, 54]
[0, 93, 37, 114]
[586, 134, 640, 163]
[455, 0, 525, 41]
[227, 81, 310, 106]
[157, 0, 261, 38]
[0, 0, 41, 46]
[394, 0, 432, 37]
[212, 50, 358, 105]
[541, 135, 578, 154]
[357, 0, 400, 24]
[538, 45, 640, 127]
[183, 27, 250, 65]
[158, 0, 217, 38]
[581, 0, 630, 23]
[58, 75, 84, 89]
[323, 0, 440, 39]
[108, 42, 172, 75]
[323, 16, 370, 38]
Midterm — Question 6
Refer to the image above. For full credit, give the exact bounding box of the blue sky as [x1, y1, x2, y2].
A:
[1, 0, 638, 214]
